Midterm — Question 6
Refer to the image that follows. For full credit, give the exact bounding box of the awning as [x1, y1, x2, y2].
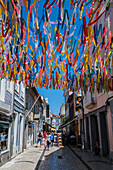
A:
[43, 121, 52, 127]
[0, 123, 9, 128]
[51, 128, 56, 131]
[59, 116, 77, 129]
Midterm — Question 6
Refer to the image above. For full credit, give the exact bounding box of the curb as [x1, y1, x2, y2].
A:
[35, 147, 46, 170]
[67, 145, 92, 170]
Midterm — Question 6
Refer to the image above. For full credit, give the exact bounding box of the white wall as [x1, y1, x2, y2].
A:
[0, 79, 6, 102]
[13, 112, 18, 156]
[60, 105, 65, 115]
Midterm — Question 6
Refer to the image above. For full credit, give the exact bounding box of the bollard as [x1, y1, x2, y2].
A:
[58, 146, 64, 159]
[58, 147, 62, 159]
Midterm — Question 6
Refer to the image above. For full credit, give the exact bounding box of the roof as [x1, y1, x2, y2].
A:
[51, 114, 60, 118]
[28, 87, 43, 107]
[31, 87, 39, 97]
[61, 114, 65, 116]
[55, 115, 60, 118]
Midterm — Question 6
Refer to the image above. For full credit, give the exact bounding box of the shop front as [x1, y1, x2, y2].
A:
[85, 106, 109, 156]
[0, 114, 11, 164]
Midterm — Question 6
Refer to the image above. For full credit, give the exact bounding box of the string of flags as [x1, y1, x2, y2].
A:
[0, 0, 113, 93]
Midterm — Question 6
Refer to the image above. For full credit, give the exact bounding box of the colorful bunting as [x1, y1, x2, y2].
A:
[0, 0, 113, 92]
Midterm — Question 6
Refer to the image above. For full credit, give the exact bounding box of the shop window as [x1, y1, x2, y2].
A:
[0, 124, 9, 151]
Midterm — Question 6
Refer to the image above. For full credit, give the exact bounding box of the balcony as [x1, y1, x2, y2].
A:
[85, 91, 97, 108]
[28, 111, 33, 121]
[0, 100, 10, 113]
[20, 91, 24, 100]
[34, 114, 40, 120]
[15, 84, 19, 96]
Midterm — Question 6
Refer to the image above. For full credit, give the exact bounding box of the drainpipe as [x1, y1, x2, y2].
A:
[23, 86, 26, 151]
[105, 99, 112, 161]
[82, 93, 85, 149]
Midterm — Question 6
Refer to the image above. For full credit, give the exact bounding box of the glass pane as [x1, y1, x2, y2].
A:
[0, 124, 9, 151]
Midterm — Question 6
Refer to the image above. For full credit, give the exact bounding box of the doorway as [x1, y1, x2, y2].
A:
[90, 114, 99, 152]
[86, 116, 90, 150]
[99, 112, 109, 156]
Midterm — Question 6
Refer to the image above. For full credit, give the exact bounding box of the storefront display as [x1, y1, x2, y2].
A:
[0, 123, 9, 151]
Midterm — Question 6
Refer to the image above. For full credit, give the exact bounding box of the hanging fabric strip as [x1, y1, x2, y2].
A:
[11, 0, 20, 14]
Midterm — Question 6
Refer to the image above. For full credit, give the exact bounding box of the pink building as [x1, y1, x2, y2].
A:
[84, 2, 113, 158]
[84, 91, 113, 158]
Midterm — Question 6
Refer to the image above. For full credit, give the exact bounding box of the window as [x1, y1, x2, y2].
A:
[0, 124, 9, 151]
[21, 91, 24, 99]
[6, 80, 11, 91]
[7, 80, 10, 89]
[97, 89, 104, 97]
[19, 83, 21, 98]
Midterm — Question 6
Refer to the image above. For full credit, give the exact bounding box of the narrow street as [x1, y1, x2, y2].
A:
[38, 145, 113, 170]
[38, 145, 87, 170]
[1, 143, 113, 170]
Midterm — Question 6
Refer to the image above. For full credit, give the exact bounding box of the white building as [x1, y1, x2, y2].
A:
[24, 87, 44, 149]
[10, 82, 25, 157]
[0, 79, 14, 163]
[60, 104, 65, 125]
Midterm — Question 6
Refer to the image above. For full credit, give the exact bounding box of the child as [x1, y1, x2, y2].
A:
[41, 135, 45, 148]
[46, 132, 50, 151]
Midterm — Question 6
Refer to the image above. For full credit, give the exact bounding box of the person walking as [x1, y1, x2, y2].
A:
[37, 131, 42, 147]
[46, 132, 50, 151]
[41, 135, 45, 148]
[43, 131, 47, 147]
[50, 133, 54, 147]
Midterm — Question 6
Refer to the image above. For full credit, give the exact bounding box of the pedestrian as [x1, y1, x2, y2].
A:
[51, 131, 54, 136]
[37, 131, 42, 147]
[41, 130, 43, 136]
[46, 132, 50, 151]
[54, 132, 58, 144]
[41, 135, 45, 148]
[50, 133, 54, 147]
[43, 131, 47, 147]
[62, 131, 66, 146]
[95, 141, 100, 156]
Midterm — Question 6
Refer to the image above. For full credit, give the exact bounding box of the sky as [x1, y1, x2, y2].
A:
[35, 0, 69, 115]
[37, 87, 65, 115]
[22, 1, 90, 115]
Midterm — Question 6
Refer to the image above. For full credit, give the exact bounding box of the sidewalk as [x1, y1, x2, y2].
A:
[69, 145, 113, 170]
[0, 145, 45, 170]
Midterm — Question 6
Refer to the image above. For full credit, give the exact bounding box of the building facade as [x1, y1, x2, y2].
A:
[0, 79, 14, 164]
[84, 2, 113, 158]
[60, 104, 65, 126]
[24, 87, 43, 149]
[10, 82, 25, 157]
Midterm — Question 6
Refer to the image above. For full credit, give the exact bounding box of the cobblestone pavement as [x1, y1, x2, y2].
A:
[0, 145, 44, 170]
[38, 145, 88, 170]
[69, 145, 113, 170]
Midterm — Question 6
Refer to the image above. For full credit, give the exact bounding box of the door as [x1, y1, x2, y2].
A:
[99, 112, 109, 156]
[11, 114, 15, 157]
[18, 116, 22, 152]
[86, 117, 90, 150]
[90, 115, 99, 152]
